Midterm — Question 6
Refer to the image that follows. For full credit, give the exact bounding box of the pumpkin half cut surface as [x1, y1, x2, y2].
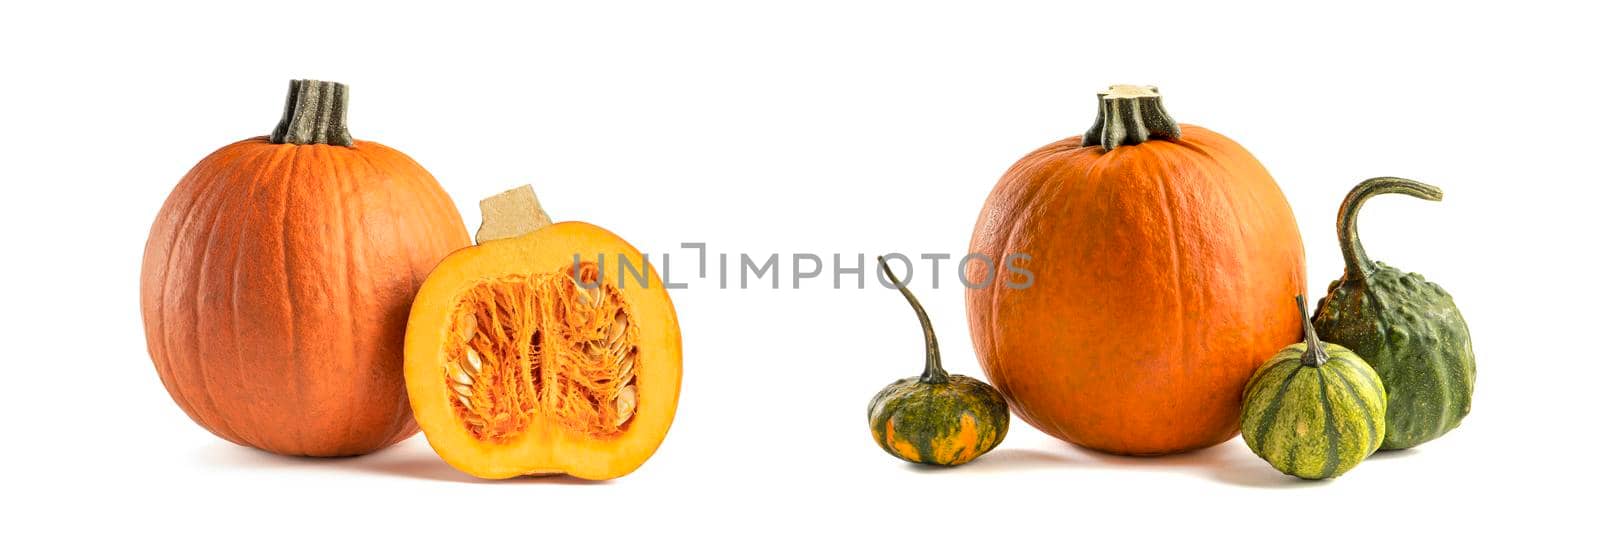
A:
[405, 185, 682, 480]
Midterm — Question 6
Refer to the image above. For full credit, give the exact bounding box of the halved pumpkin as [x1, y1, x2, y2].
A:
[405, 186, 681, 480]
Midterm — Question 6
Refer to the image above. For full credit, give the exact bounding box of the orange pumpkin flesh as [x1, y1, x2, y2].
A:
[141, 80, 469, 457]
[406, 187, 681, 480]
[967, 86, 1306, 455]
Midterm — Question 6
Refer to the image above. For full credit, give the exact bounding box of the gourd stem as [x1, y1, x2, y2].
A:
[879, 256, 948, 384]
[1082, 85, 1181, 150]
[1336, 177, 1444, 280]
[1296, 295, 1329, 367]
[270, 79, 354, 147]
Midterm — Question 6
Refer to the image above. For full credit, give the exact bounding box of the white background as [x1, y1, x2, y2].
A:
[4, 1, 1594, 530]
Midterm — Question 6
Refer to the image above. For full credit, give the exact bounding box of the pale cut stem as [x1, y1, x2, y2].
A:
[1082, 84, 1181, 150]
[475, 185, 554, 244]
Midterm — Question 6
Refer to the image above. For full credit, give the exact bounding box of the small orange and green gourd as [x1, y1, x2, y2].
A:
[1241, 296, 1386, 480]
[868, 257, 1008, 466]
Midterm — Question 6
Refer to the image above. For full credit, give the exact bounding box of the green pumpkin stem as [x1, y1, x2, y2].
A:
[878, 256, 948, 384]
[1296, 295, 1330, 367]
[1082, 84, 1181, 151]
[1336, 177, 1444, 280]
[270, 79, 354, 147]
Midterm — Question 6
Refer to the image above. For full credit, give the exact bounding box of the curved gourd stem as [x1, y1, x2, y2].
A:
[270, 79, 354, 146]
[1296, 295, 1328, 367]
[1336, 177, 1445, 280]
[878, 256, 948, 384]
[1082, 84, 1181, 150]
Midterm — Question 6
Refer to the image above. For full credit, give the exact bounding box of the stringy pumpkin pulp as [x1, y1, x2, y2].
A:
[442, 262, 639, 442]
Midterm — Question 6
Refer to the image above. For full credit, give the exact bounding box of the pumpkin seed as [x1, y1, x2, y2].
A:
[461, 313, 478, 342]
[453, 384, 474, 397]
[466, 347, 483, 373]
[458, 395, 473, 409]
[584, 341, 607, 362]
[445, 360, 474, 386]
[617, 355, 635, 381]
[607, 313, 628, 348]
[571, 276, 601, 307]
[615, 385, 637, 427]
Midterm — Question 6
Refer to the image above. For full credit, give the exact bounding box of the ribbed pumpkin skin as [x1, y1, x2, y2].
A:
[967, 125, 1306, 455]
[1241, 343, 1386, 479]
[141, 138, 469, 457]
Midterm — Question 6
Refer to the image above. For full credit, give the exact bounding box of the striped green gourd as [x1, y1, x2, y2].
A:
[1313, 177, 1475, 450]
[1241, 296, 1386, 480]
[868, 257, 1008, 466]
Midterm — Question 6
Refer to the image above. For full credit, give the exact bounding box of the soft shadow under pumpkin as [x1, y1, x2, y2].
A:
[952, 439, 1322, 489]
[194, 439, 611, 485]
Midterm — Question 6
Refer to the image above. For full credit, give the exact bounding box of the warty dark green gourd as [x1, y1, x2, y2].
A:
[1313, 177, 1475, 450]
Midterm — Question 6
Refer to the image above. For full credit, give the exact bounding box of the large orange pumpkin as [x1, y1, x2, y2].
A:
[966, 85, 1305, 455]
[140, 80, 470, 456]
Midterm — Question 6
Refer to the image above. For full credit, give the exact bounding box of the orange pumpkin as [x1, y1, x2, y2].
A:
[140, 80, 470, 456]
[966, 85, 1306, 455]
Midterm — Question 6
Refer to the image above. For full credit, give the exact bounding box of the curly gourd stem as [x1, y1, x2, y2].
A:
[1082, 84, 1181, 151]
[1296, 295, 1329, 367]
[1337, 177, 1444, 280]
[270, 79, 354, 147]
[878, 256, 948, 384]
